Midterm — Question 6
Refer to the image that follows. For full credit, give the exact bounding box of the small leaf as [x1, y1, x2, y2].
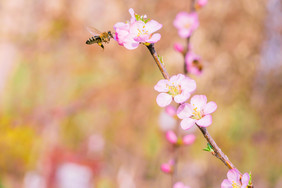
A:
[203, 143, 214, 152]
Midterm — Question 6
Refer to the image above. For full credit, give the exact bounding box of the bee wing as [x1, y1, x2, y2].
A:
[87, 26, 102, 36]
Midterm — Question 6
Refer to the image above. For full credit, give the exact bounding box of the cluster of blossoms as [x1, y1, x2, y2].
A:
[114, 8, 162, 50]
[155, 73, 217, 130]
[113, 6, 253, 188]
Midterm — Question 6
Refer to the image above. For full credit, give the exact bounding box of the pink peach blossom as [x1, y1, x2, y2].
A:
[114, 8, 162, 50]
[185, 52, 203, 75]
[174, 12, 199, 38]
[221, 169, 250, 188]
[154, 74, 196, 107]
[177, 95, 217, 130]
[130, 20, 162, 44]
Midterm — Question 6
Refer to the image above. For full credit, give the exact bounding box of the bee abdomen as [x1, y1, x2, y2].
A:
[86, 36, 98, 45]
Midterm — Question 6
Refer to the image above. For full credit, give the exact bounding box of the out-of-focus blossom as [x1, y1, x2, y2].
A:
[161, 160, 174, 174]
[166, 131, 178, 144]
[174, 43, 185, 53]
[159, 109, 177, 131]
[56, 163, 93, 188]
[177, 95, 217, 130]
[173, 12, 199, 38]
[173, 182, 191, 188]
[182, 134, 196, 145]
[185, 52, 203, 75]
[154, 74, 196, 107]
[165, 105, 177, 116]
[24, 171, 46, 188]
[165, 131, 196, 146]
[114, 8, 162, 50]
[221, 169, 250, 188]
[195, 0, 208, 10]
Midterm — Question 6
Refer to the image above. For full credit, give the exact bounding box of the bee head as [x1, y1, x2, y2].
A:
[108, 31, 114, 38]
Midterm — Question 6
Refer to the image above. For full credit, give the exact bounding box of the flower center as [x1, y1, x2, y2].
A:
[231, 181, 241, 188]
[167, 84, 181, 97]
[137, 25, 149, 36]
[192, 107, 203, 120]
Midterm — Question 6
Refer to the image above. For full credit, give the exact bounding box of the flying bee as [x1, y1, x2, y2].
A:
[86, 27, 114, 49]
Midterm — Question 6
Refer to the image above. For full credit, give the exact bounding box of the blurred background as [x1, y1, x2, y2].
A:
[0, 0, 281, 187]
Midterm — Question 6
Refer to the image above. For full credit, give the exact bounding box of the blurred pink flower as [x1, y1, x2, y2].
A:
[114, 8, 162, 50]
[161, 160, 174, 174]
[182, 134, 196, 145]
[173, 182, 190, 188]
[195, 0, 208, 10]
[154, 74, 196, 107]
[173, 12, 199, 38]
[221, 169, 250, 188]
[185, 52, 203, 75]
[165, 131, 196, 146]
[165, 105, 177, 117]
[166, 131, 178, 144]
[174, 43, 185, 53]
[177, 95, 217, 130]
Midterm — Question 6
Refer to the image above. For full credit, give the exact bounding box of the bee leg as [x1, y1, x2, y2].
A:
[101, 44, 104, 49]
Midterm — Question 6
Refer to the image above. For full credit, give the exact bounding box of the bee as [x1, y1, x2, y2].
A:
[86, 27, 114, 49]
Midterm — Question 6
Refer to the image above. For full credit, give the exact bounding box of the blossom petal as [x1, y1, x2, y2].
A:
[146, 33, 161, 43]
[174, 93, 190, 104]
[190, 95, 207, 109]
[146, 20, 162, 33]
[156, 93, 172, 107]
[177, 103, 193, 119]
[241, 173, 250, 187]
[180, 78, 196, 92]
[178, 29, 192, 38]
[154, 79, 169, 92]
[221, 179, 232, 188]
[180, 118, 196, 130]
[227, 169, 240, 184]
[203, 101, 217, 114]
[196, 115, 212, 127]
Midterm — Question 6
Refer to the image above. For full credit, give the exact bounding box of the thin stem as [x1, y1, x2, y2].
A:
[146, 44, 170, 80]
[196, 125, 238, 171]
[145, 43, 239, 172]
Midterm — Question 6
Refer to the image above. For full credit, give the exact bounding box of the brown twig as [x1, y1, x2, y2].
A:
[196, 125, 237, 171]
[146, 44, 170, 80]
[145, 43, 238, 172]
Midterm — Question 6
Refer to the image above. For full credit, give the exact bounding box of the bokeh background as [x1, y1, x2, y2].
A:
[0, 0, 281, 187]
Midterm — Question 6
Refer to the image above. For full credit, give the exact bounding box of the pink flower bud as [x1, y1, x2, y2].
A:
[166, 131, 178, 144]
[161, 160, 174, 174]
[174, 43, 184, 53]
